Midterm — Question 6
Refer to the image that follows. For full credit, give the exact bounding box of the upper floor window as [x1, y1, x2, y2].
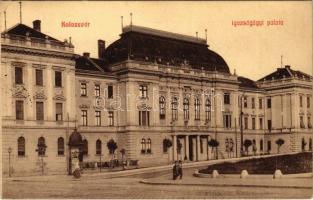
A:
[18, 137, 25, 156]
[36, 102, 44, 121]
[108, 85, 113, 99]
[95, 111, 101, 126]
[300, 116, 305, 128]
[171, 97, 178, 121]
[81, 110, 88, 126]
[300, 96, 303, 107]
[223, 114, 232, 128]
[96, 139, 102, 155]
[259, 118, 263, 130]
[205, 98, 211, 122]
[183, 98, 189, 120]
[252, 117, 256, 130]
[108, 111, 114, 126]
[268, 120, 272, 131]
[194, 98, 200, 120]
[57, 137, 64, 155]
[15, 67, 23, 84]
[307, 97, 310, 108]
[251, 98, 255, 109]
[308, 116, 312, 129]
[267, 98, 271, 108]
[243, 97, 248, 108]
[35, 69, 43, 86]
[56, 103, 63, 121]
[139, 111, 150, 126]
[81, 83, 87, 96]
[244, 117, 248, 129]
[224, 93, 230, 105]
[259, 98, 263, 109]
[139, 85, 148, 98]
[95, 85, 100, 97]
[159, 96, 166, 119]
[55, 71, 62, 87]
[16, 100, 24, 120]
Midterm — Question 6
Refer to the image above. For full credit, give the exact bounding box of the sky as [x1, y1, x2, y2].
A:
[1, 1, 312, 80]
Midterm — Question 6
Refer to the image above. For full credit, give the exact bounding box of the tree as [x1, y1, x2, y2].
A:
[107, 139, 118, 159]
[208, 139, 219, 159]
[163, 138, 173, 153]
[275, 138, 285, 154]
[243, 139, 252, 156]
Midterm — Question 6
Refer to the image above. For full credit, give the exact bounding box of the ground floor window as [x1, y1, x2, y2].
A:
[57, 137, 64, 155]
[96, 139, 102, 155]
[18, 136, 25, 156]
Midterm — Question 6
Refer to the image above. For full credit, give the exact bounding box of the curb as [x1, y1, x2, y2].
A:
[139, 179, 313, 189]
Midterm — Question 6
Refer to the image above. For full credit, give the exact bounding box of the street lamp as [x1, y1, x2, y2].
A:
[8, 147, 12, 177]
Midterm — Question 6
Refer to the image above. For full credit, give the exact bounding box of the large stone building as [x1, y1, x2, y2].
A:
[1, 20, 312, 176]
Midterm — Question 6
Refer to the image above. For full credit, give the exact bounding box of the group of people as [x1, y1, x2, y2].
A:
[172, 160, 183, 180]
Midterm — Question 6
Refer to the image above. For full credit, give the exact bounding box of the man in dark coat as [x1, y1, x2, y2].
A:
[178, 160, 183, 179]
[173, 161, 178, 180]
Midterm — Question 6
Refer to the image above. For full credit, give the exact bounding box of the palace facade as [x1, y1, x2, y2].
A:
[1, 20, 312, 176]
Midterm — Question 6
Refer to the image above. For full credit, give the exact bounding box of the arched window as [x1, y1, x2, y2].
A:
[183, 98, 189, 120]
[205, 98, 211, 122]
[37, 137, 46, 156]
[141, 138, 146, 154]
[225, 138, 229, 152]
[159, 96, 166, 119]
[309, 138, 312, 151]
[171, 97, 178, 121]
[96, 139, 102, 155]
[82, 139, 88, 155]
[302, 138, 306, 151]
[260, 139, 263, 152]
[147, 138, 152, 153]
[57, 137, 64, 155]
[194, 97, 200, 120]
[18, 137, 25, 156]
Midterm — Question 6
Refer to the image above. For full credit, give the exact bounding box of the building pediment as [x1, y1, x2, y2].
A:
[12, 85, 28, 99]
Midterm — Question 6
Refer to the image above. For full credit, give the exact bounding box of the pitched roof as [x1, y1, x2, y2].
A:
[258, 65, 312, 81]
[75, 55, 110, 72]
[104, 25, 230, 73]
[3, 23, 62, 43]
[238, 76, 259, 89]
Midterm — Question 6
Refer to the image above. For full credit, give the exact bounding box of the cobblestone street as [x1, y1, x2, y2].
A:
[3, 167, 312, 199]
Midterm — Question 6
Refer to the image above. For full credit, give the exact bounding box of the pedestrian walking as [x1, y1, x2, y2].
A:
[172, 161, 179, 180]
[178, 160, 183, 179]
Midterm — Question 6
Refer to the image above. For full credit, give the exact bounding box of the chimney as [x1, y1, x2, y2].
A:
[33, 20, 41, 32]
[285, 65, 291, 69]
[83, 52, 90, 57]
[98, 39, 106, 59]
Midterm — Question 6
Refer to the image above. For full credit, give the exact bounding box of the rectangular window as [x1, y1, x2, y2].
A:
[35, 69, 43, 86]
[108, 85, 113, 99]
[139, 85, 148, 98]
[15, 67, 23, 84]
[259, 118, 263, 129]
[224, 93, 230, 104]
[267, 120, 272, 130]
[81, 110, 88, 126]
[223, 114, 232, 128]
[80, 83, 87, 96]
[267, 98, 271, 108]
[16, 100, 24, 120]
[55, 71, 62, 87]
[243, 97, 248, 108]
[300, 116, 305, 128]
[108, 111, 114, 126]
[251, 98, 255, 109]
[139, 111, 150, 126]
[300, 96, 303, 107]
[95, 111, 101, 126]
[259, 98, 263, 109]
[95, 85, 100, 97]
[252, 117, 256, 130]
[244, 117, 248, 129]
[36, 102, 44, 120]
[307, 97, 310, 108]
[56, 103, 63, 121]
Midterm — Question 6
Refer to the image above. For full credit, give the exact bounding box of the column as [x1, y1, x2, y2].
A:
[173, 135, 177, 161]
[196, 135, 200, 161]
[185, 135, 189, 161]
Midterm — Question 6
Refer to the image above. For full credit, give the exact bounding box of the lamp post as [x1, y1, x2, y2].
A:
[8, 147, 12, 177]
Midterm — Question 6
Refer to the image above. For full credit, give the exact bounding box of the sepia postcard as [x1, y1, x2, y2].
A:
[0, 1, 312, 199]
